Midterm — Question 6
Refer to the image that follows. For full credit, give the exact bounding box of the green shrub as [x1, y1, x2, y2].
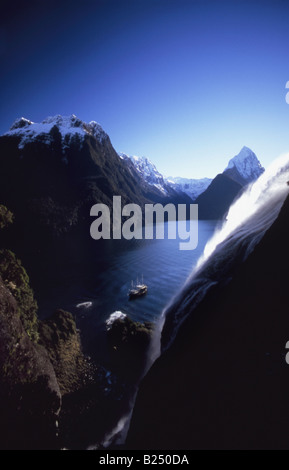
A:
[0, 205, 14, 230]
[0, 250, 39, 342]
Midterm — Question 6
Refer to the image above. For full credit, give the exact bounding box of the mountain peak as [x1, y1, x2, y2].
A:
[5, 115, 108, 150]
[224, 147, 264, 185]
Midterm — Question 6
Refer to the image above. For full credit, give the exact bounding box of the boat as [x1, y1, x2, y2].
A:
[129, 276, 148, 299]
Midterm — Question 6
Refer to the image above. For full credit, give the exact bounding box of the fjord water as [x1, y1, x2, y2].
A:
[38, 220, 216, 360]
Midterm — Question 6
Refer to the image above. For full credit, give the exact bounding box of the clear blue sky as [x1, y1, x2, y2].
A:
[1, 0, 289, 178]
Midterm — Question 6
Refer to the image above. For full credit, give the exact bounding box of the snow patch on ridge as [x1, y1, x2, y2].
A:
[4, 114, 108, 151]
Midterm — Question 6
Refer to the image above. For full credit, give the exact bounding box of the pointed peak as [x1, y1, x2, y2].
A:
[224, 147, 265, 185]
[240, 145, 252, 153]
[9, 117, 34, 131]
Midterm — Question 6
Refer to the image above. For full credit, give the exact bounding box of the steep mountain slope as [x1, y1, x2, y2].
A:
[1, 115, 148, 213]
[119, 153, 192, 204]
[119, 154, 166, 191]
[195, 174, 243, 219]
[127, 172, 289, 450]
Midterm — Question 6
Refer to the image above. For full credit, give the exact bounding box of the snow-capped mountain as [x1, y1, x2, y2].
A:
[118, 153, 210, 201]
[119, 153, 169, 195]
[118, 146, 263, 203]
[0, 115, 193, 244]
[195, 146, 265, 219]
[4, 115, 265, 221]
[223, 146, 264, 186]
[166, 177, 212, 201]
[5, 115, 108, 151]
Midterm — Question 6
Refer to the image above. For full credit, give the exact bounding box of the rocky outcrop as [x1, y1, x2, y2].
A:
[58, 315, 154, 450]
[39, 309, 90, 395]
[127, 195, 289, 450]
[107, 316, 154, 383]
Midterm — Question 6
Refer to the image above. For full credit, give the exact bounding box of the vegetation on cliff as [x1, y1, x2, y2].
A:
[39, 309, 91, 395]
[0, 249, 39, 342]
[0, 204, 14, 230]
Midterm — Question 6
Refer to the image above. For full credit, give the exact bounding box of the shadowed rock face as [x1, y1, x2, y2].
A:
[0, 276, 61, 450]
[0, 231, 92, 450]
[39, 309, 90, 396]
[127, 195, 289, 450]
[195, 174, 243, 220]
[0, 132, 147, 241]
[107, 316, 154, 383]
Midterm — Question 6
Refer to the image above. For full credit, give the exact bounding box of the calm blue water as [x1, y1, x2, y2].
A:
[38, 220, 216, 360]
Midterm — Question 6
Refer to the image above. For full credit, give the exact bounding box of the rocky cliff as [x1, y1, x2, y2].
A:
[0, 274, 61, 449]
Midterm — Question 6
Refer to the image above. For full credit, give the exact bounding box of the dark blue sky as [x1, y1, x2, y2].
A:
[1, 0, 289, 177]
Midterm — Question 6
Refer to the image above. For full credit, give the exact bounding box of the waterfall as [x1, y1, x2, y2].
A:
[160, 152, 289, 351]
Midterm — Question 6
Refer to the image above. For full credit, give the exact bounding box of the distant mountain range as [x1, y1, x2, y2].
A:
[119, 146, 265, 219]
[166, 176, 213, 201]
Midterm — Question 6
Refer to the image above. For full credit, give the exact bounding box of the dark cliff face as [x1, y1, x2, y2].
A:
[0, 129, 191, 234]
[127, 195, 289, 450]
[195, 173, 243, 220]
[223, 165, 251, 186]
[0, 131, 144, 283]
[0, 132, 146, 238]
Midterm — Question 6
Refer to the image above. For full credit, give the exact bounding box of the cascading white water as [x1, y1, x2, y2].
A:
[160, 152, 289, 351]
[195, 152, 289, 273]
